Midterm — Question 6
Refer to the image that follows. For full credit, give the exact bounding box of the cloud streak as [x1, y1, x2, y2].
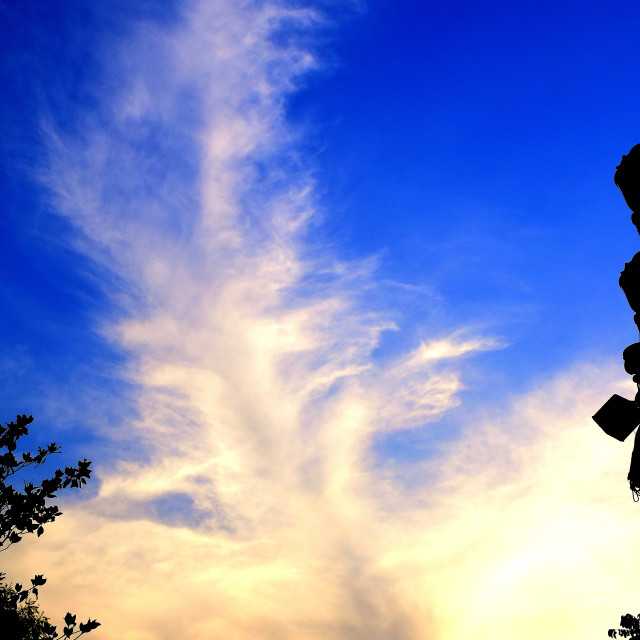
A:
[6, 2, 635, 639]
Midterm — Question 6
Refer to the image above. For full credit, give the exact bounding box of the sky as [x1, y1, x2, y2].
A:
[2, 0, 640, 638]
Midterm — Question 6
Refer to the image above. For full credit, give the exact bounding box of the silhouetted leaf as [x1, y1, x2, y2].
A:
[0, 414, 98, 637]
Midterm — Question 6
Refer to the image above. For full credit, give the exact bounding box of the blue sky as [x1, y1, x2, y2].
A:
[303, 1, 639, 357]
[3, 1, 640, 638]
[3, 0, 639, 436]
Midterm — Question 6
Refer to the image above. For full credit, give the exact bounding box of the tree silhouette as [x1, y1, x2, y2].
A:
[608, 613, 640, 638]
[0, 577, 58, 639]
[0, 414, 100, 639]
[601, 146, 640, 636]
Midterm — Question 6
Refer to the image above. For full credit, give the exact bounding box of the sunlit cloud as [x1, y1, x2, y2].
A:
[5, 2, 635, 639]
[406, 334, 502, 365]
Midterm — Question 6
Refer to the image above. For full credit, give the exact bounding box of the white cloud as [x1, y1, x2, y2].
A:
[406, 334, 503, 366]
[8, 359, 639, 639]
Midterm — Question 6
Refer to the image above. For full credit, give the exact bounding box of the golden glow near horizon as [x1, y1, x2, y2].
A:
[7, 363, 640, 639]
[6, 1, 640, 638]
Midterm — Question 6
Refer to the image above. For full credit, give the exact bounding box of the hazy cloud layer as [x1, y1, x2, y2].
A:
[5, 2, 636, 639]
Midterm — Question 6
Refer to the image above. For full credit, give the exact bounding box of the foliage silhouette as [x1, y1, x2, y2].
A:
[0, 575, 57, 639]
[603, 145, 640, 637]
[608, 612, 640, 638]
[0, 414, 100, 639]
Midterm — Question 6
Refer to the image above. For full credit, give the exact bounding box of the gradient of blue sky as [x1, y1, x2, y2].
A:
[2, 1, 640, 638]
[291, 0, 640, 366]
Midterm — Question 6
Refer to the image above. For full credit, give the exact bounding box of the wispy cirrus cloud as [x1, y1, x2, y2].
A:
[5, 2, 633, 639]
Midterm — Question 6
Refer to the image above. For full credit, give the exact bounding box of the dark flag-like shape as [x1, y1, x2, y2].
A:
[592, 394, 640, 442]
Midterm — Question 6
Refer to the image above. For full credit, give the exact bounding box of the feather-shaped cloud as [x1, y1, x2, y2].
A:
[6, 2, 630, 639]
